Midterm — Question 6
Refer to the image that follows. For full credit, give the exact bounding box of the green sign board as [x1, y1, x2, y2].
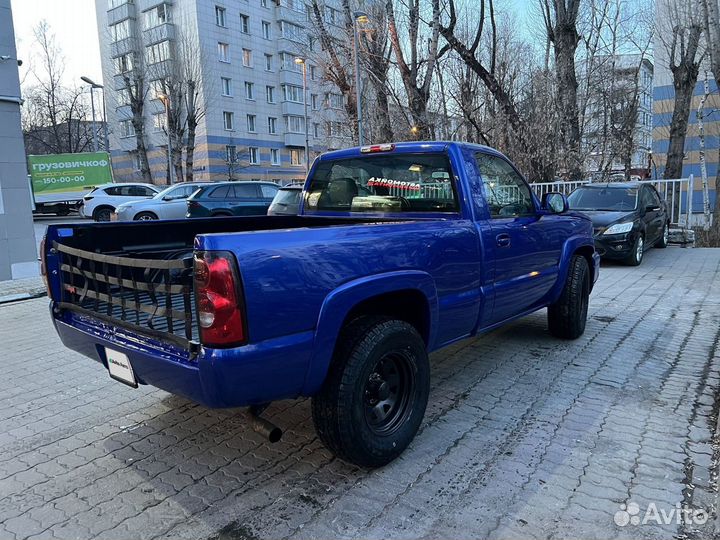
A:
[28, 152, 113, 195]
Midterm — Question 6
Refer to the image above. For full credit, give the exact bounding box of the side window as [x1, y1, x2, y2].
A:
[210, 185, 230, 198]
[140, 186, 157, 197]
[104, 187, 120, 196]
[649, 186, 662, 207]
[232, 184, 258, 198]
[260, 184, 278, 198]
[640, 187, 653, 208]
[475, 153, 534, 217]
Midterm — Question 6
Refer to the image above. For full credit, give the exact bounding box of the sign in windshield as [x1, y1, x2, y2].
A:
[305, 153, 458, 213]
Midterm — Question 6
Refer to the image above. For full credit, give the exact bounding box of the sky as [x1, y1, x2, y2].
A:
[11, 0, 103, 89]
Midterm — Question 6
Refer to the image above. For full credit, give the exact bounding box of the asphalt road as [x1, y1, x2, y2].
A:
[0, 246, 718, 540]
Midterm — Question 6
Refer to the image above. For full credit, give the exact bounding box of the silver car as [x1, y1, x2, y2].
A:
[113, 183, 209, 221]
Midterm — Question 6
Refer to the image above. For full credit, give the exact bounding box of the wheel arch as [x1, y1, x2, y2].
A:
[301, 271, 439, 396]
[92, 205, 115, 220]
[548, 236, 597, 304]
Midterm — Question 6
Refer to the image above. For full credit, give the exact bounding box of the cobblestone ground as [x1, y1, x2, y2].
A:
[1, 247, 719, 540]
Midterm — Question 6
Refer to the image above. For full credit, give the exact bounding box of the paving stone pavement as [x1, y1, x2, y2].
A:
[1, 246, 719, 540]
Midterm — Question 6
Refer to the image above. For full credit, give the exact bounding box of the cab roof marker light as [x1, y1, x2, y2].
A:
[360, 144, 395, 153]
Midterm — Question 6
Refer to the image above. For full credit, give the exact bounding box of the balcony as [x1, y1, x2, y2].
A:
[275, 6, 307, 23]
[145, 59, 173, 79]
[281, 101, 305, 116]
[284, 132, 306, 147]
[107, 2, 136, 25]
[110, 37, 137, 59]
[279, 68, 303, 86]
[138, 0, 173, 11]
[143, 22, 175, 46]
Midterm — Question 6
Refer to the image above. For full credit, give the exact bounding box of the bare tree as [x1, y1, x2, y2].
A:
[540, 0, 583, 179]
[658, 0, 704, 180]
[360, 2, 393, 142]
[21, 21, 93, 155]
[386, 0, 443, 138]
[699, 0, 720, 239]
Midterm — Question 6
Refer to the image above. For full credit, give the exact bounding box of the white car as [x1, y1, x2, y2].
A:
[113, 182, 210, 221]
[80, 183, 161, 221]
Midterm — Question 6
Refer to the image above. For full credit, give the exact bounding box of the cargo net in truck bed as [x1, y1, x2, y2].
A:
[54, 242, 198, 347]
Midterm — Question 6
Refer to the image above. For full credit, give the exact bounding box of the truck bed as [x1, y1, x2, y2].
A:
[48, 215, 404, 349]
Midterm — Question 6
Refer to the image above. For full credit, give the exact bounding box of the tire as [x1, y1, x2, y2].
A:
[548, 255, 590, 340]
[311, 317, 430, 468]
[625, 234, 644, 266]
[656, 223, 669, 248]
[134, 211, 158, 221]
[93, 207, 113, 222]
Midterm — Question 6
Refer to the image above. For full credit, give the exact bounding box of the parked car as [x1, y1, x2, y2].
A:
[186, 181, 279, 218]
[113, 182, 210, 221]
[44, 141, 599, 468]
[80, 183, 161, 222]
[267, 185, 303, 216]
[567, 182, 669, 266]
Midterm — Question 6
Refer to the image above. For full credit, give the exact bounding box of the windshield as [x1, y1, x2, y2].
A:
[272, 189, 302, 205]
[568, 187, 638, 211]
[305, 153, 458, 213]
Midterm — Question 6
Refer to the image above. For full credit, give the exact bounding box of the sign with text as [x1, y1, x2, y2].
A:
[28, 152, 113, 195]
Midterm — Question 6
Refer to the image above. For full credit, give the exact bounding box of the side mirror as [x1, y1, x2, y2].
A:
[542, 192, 568, 214]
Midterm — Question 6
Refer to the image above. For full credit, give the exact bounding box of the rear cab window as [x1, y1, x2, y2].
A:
[305, 153, 458, 213]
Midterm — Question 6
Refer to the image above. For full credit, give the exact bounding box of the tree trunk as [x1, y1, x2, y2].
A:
[185, 124, 196, 182]
[553, 26, 582, 179]
[371, 78, 393, 143]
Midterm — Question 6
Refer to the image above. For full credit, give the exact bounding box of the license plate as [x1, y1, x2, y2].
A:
[105, 348, 137, 388]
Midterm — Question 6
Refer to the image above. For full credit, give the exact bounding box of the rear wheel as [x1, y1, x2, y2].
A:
[625, 235, 644, 266]
[312, 317, 429, 468]
[93, 207, 113, 222]
[134, 212, 158, 221]
[548, 255, 590, 339]
[656, 223, 669, 248]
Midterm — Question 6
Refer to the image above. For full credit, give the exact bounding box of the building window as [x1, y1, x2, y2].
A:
[116, 88, 131, 107]
[110, 20, 131, 42]
[266, 85, 275, 103]
[218, 42, 230, 62]
[313, 122, 320, 138]
[247, 114, 256, 132]
[310, 65, 317, 80]
[290, 148, 303, 166]
[268, 116, 277, 134]
[281, 52, 303, 72]
[286, 115, 305, 133]
[327, 93, 343, 109]
[242, 48, 252, 67]
[261, 0, 268, 6]
[282, 84, 303, 103]
[146, 41, 171, 65]
[109, 0, 132, 8]
[223, 111, 234, 130]
[326, 121, 343, 137]
[153, 112, 166, 132]
[249, 146, 259, 164]
[145, 3, 169, 29]
[114, 53, 133, 74]
[308, 35, 316, 52]
[311, 94, 319, 110]
[226, 145, 237, 163]
[240, 13, 249, 33]
[150, 80, 166, 100]
[265, 54, 273, 71]
[270, 148, 280, 165]
[262, 21, 271, 39]
[221, 77, 232, 96]
[215, 5, 226, 27]
[244, 81, 254, 100]
[279, 21, 303, 41]
[120, 119, 135, 138]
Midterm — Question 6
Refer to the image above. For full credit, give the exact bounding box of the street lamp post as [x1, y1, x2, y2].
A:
[81, 76, 108, 152]
[352, 11, 369, 146]
[294, 57, 310, 174]
[157, 93, 175, 185]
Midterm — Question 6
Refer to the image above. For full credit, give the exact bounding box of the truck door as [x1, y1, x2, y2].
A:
[473, 152, 564, 324]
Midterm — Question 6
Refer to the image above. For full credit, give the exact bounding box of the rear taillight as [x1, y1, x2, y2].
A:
[194, 251, 246, 347]
[360, 143, 395, 153]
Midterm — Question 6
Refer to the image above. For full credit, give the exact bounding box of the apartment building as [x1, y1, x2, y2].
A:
[96, 0, 351, 184]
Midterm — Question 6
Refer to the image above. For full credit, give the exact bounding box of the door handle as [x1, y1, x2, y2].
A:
[496, 233, 511, 248]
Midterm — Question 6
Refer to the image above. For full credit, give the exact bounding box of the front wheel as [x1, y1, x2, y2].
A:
[625, 235, 644, 266]
[134, 212, 158, 221]
[656, 223, 669, 248]
[548, 255, 590, 340]
[311, 317, 430, 468]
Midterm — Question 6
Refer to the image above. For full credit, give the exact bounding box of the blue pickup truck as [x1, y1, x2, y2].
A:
[43, 142, 599, 467]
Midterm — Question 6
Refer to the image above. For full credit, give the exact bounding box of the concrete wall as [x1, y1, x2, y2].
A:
[0, 0, 37, 281]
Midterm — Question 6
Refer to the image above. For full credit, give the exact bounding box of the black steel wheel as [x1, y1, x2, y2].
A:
[312, 317, 429, 468]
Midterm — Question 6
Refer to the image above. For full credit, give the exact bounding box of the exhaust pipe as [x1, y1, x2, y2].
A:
[248, 405, 282, 443]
